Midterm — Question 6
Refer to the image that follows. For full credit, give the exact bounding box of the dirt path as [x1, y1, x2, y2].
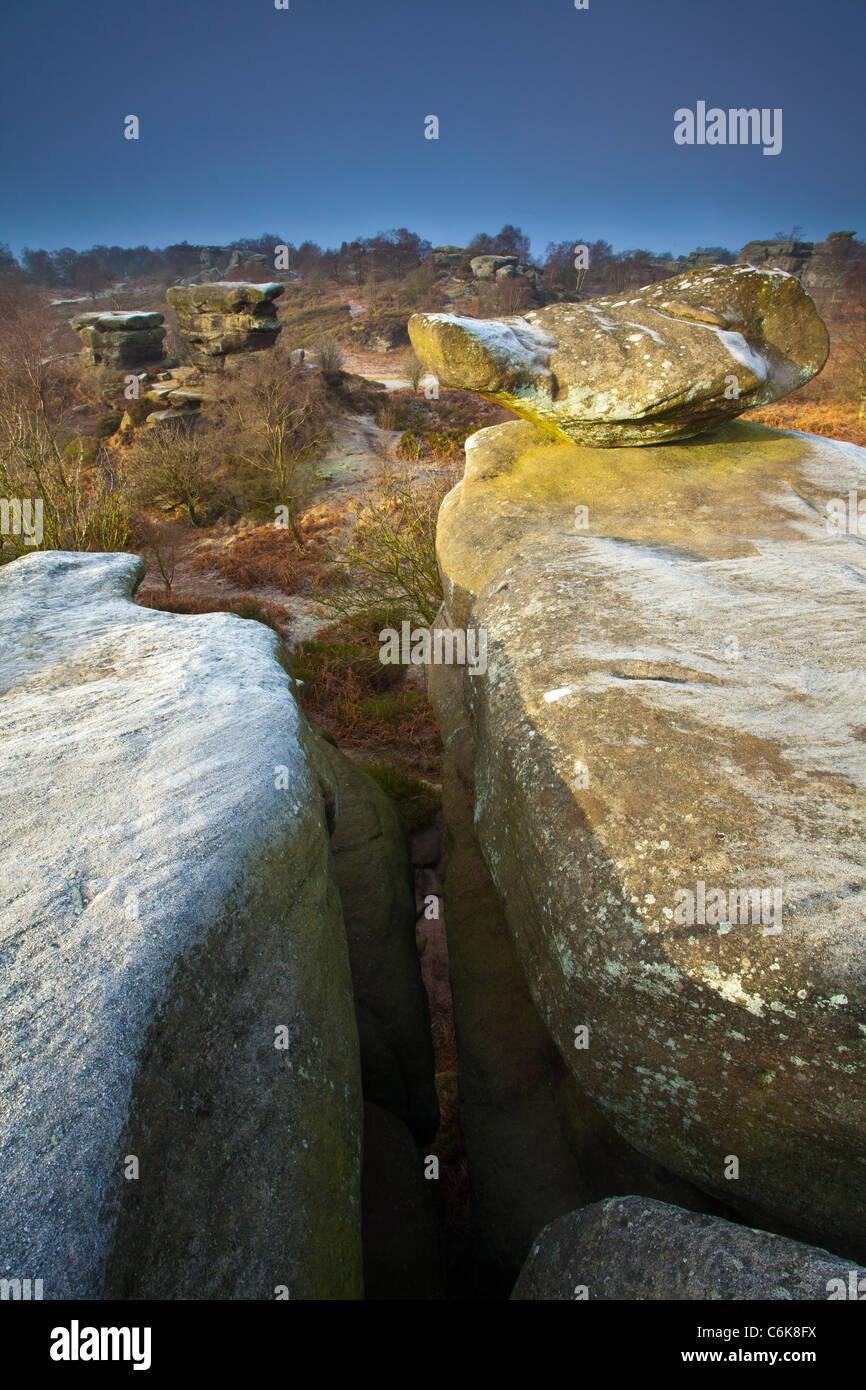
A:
[313, 410, 401, 501]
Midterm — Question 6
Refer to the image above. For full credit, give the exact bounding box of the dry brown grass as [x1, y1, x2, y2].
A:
[744, 399, 866, 447]
[746, 297, 866, 445]
[291, 610, 442, 777]
[136, 588, 289, 631]
[190, 513, 341, 594]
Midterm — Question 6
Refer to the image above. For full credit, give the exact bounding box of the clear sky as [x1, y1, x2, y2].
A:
[1, 0, 863, 259]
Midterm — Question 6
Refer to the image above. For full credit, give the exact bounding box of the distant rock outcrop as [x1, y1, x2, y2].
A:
[430, 416, 866, 1267]
[410, 265, 829, 446]
[431, 245, 465, 270]
[165, 281, 284, 362]
[512, 1198, 866, 1300]
[71, 310, 167, 370]
[738, 231, 862, 295]
[469, 254, 541, 290]
[738, 238, 815, 277]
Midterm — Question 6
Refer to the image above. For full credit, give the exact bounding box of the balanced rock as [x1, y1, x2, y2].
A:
[0, 551, 362, 1299]
[71, 310, 166, 370]
[512, 1198, 866, 1300]
[166, 281, 284, 361]
[409, 265, 829, 445]
[430, 416, 866, 1259]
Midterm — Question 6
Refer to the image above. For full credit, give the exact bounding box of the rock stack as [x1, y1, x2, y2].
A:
[165, 280, 284, 362]
[70, 310, 167, 370]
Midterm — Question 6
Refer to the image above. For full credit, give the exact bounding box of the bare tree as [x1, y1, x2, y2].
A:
[128, 424, 216, 526]
[0, 286, 129, 556]
[219, 348, 333, 546]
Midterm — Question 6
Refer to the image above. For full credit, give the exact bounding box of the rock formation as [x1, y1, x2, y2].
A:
[738, 231, 862, 295]
[165, 281, 284, 362]
[430, 415, 866, 1270]
[738, 238, 815, 278]
[409, 265, 829, 446]
[512, 1198, 866, 1300]
[71, 310, 167, 370]
[432, 245, 465, 271]
[0, 551, 434, 1299]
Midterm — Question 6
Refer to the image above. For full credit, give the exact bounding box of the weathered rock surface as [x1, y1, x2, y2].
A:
[71, 310, 167, 369]
[0, 551, 363, 1299]
[317, 741, 439, 1143]
[166, 281, 284, 361]
[512, 1197, 866, 1300]
[432, 245, 465, 270]
[430, 417, 866, 1259]
[409, 265, 829, 446]
[431, 644, 731, 1288]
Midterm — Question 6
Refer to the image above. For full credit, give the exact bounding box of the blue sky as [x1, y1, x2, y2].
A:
[1, 0, 863, 259]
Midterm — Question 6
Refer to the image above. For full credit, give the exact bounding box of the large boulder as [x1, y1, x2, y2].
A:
[166, 281, 284, 361]
[512, 1197, 866, 1300]
[430, 417, 866, 1260]
[0, 551, 363, 1299]
[409, 265, 829, 445]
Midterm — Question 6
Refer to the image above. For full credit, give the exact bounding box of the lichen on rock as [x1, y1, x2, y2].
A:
[410, 265, 829, 446]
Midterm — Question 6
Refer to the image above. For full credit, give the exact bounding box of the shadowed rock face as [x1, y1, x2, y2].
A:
[511, 1197, 866, 1300]
[318, 741, 439, 1145]
[409, 265, 829, 446]
[166, 280, 284, 361]
[430, 417, 866, 1259]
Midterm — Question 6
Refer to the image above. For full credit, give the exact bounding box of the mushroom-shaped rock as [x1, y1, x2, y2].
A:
[166, 281, 284, 361]
[409, 265, 829, 446]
